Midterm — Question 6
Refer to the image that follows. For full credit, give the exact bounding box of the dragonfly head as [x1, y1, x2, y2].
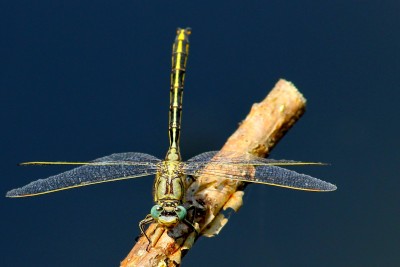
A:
[151, 202, 187, 228]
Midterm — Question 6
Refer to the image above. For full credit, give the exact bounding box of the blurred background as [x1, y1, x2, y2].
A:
[1, 1, 399, 266]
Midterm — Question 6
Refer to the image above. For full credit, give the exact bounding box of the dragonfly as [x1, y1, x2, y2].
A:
[6, 28, 336, 246]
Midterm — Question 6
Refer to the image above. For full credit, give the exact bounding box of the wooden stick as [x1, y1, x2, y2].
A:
[120, 79, 307, 267]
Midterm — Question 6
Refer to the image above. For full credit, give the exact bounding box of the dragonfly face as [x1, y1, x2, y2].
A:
[151, 202, 187, 228]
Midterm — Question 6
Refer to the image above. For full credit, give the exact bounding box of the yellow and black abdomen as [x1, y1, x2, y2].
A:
[166, 28, 191, 161]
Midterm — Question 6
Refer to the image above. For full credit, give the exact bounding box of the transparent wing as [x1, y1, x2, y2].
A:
[185, 151, 326, 167]
[7, 152, 161, 198]
[19, 152, 161, 166]
[186, 164, 336, 191]
[183, 151, 336, 192]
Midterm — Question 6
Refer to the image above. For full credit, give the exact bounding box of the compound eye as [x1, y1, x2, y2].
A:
[151, 205, 162, 219]
[175, 206, 187, 221]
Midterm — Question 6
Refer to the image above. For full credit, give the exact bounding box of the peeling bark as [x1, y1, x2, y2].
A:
[121, 79, 306, 267]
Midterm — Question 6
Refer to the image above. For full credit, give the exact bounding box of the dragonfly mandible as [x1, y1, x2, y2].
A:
[6, 28, 336, 247]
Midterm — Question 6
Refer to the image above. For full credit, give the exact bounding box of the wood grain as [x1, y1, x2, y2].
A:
[120, 79, 307, 267]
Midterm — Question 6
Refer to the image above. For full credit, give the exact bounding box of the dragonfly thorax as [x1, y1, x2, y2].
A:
[151, 160, 187, 227]
[153, 161, 185, 203]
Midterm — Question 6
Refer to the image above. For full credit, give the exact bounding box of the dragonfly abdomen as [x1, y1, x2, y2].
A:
[166, 28, 191, 161]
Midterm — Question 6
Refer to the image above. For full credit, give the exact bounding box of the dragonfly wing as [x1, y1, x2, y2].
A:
[185, 151, 326, 167]
[189, 164, 336, 192]
[253, 165, 336, 191]
[20, 152, 161, 166]
[7, 153, 161, 197]
[186, 151, 220, 163]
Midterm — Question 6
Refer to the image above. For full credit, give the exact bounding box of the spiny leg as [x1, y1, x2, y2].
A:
[171, 205, 200, 240]
[183, 218, 199, 237]
[183, 205, 201, 236]
[186, 205, 198, 224]
[138, 214, 154, 251]
[184, 174, 196, 188]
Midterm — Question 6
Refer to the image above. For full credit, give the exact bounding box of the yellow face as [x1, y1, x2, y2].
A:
[157, 215, 180, 228]
[150, 202, 187, 228]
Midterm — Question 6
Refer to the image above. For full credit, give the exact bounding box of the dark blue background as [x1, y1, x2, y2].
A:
[1, 1, 399, 266]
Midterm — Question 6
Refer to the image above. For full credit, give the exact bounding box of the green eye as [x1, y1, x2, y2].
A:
[151, 205, 162, 219]
[175, 206, 187, 221]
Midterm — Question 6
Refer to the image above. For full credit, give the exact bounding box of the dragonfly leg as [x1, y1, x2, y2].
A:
[184, 174, 197, 188]
[183, 218, 199, 237]
[138, 214, 154, 251]
[183, 205, 200, 236]
[186, 175, 196, 182]
[185, 205, 197, 222]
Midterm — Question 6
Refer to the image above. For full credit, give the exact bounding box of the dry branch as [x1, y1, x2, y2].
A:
[120, 79, 307, 267]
